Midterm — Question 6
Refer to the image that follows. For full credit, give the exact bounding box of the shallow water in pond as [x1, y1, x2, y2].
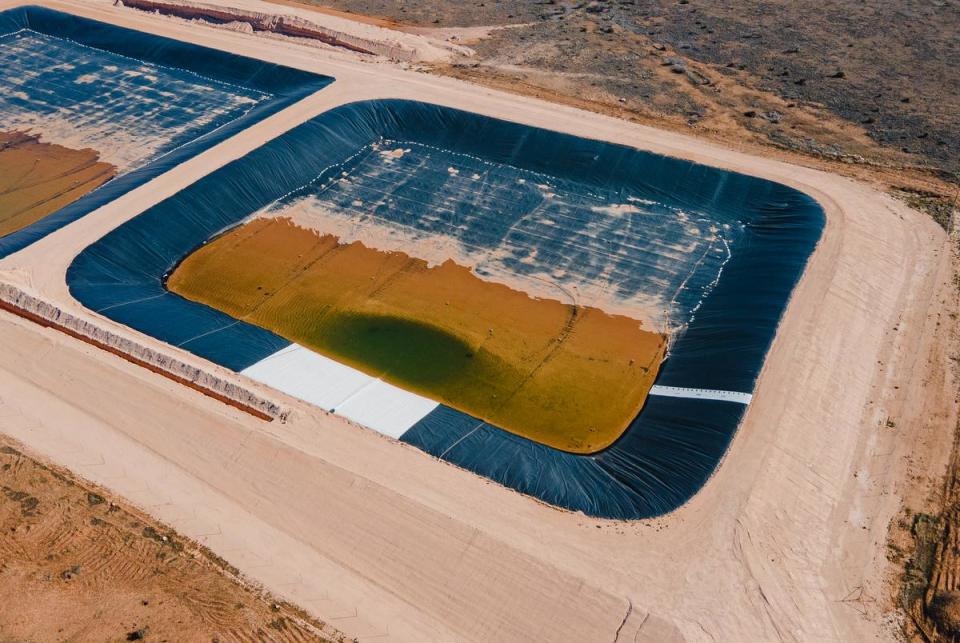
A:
[168, 217, 666, 453]
[0, 130, 115, 237]
[317, 312, 478, 387]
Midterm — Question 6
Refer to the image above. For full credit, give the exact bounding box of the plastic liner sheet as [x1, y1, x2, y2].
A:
[264, 139, 743, 327]
[68, 99, 825, 519]
[404, 398, 746, 519]
[0, 5, 332, 257]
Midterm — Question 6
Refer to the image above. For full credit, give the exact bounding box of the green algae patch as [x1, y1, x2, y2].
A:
[168, 217, 667, 453]
[317, 312, 479, 387]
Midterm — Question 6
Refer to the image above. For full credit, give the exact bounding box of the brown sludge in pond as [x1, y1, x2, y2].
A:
[169, 217, 667, 453]
[0, 130, 115, 238]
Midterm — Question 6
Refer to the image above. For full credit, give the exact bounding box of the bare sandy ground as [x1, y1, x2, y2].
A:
[0, 435, 339, 641]
[0, 0, 955, 640]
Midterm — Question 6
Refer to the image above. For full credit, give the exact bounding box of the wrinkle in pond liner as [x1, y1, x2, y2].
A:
[68, 99, 825, 520]
[0, 5, 332, 257]
[403, 399, 746, 518]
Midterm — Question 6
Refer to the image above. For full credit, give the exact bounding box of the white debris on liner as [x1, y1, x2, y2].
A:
[241, 343, 438, 438]
[0, 31, 268, 172]
[648, 385, 752, 405]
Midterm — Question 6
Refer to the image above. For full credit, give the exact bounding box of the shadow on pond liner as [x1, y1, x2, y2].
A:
[67, 99, 825, 520]
[0, 5, 332, 256]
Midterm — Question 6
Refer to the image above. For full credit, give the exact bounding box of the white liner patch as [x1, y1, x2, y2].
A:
[648, 385, 752, 405]
[241, 344, 439, 438]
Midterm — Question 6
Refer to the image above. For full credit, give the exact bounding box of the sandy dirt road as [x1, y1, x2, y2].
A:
[0, 1, 955, 640]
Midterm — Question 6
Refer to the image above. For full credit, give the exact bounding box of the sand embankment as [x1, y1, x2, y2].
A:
[0, 437, 341, 641]
[119, 0, 469, 62]
[0, 283, 283, 421]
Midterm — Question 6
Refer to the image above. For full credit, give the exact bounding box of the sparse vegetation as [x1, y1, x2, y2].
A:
[312, 0, 959, 182]
[890, 186, 958, 232]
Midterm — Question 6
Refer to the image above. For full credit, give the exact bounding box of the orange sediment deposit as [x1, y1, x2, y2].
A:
[0, 131, 116, 238]
[169, 217, 667, 452]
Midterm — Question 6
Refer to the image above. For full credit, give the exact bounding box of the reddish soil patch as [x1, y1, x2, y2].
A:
[0, 438, 340, 642]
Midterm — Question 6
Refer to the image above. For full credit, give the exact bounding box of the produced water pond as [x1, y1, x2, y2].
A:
[69, 99, 825, 518]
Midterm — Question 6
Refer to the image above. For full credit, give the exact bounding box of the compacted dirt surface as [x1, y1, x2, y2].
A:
[0, 437, 342, 642]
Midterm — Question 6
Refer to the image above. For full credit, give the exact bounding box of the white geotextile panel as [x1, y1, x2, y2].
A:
[648, 385, 752, 405]
[241, 343, 438, 438]
[335, 379, 441, 439]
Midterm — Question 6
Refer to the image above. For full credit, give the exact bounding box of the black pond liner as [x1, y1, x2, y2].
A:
[66, 99, 825, 520]
[0, 5, 332, 257]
